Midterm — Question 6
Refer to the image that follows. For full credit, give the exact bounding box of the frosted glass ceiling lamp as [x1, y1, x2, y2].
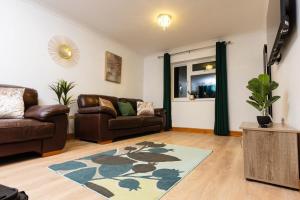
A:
[206, 64, 214, 70]
[157, 14, 172, 30]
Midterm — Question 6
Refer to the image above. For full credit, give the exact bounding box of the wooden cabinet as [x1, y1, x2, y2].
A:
[240, 122, 299, 189]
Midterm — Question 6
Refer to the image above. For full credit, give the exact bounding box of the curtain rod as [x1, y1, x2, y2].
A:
[157, 41, 232, 59]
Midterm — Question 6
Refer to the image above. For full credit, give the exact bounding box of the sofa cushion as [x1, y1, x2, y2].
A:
[137, 102, 154, 116]
[109, 116, 142, 130]
[118, 98, 143, 113]
[0, 85, 38, 111]
[0, 119, 54, 144]
[99, 98, 117, 117]
[141, 116, 163, 127]
[117, 102, 136, 116]
[0, 88, 25, 119]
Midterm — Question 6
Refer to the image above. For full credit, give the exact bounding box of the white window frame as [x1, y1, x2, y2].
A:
[172, 57, 216, 102]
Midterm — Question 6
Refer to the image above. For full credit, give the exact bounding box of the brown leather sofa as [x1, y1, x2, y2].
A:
[75, 94, 165, 143]
[0, 85, 70, 157]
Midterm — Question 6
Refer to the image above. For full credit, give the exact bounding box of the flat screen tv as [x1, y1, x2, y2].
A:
[267, 0, 295, 66]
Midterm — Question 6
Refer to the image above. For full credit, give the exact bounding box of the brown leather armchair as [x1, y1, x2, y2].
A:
[0, 85, 70, 157]
[75, 95, 165, 143]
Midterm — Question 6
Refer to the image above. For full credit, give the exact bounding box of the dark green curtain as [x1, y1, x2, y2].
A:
[214, 42, 229, 136]
[163, 53, 172, 130]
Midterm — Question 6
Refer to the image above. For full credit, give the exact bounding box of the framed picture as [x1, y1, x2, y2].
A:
[105, 51, 122, 83]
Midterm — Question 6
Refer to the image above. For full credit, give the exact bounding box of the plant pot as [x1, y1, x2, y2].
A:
[188, 95, 195, 100]
[257, 116, 272, 128]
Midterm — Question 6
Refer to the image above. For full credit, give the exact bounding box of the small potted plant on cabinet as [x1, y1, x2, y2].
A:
[246, 74, 280, 128]
[187, 91, 195, 100]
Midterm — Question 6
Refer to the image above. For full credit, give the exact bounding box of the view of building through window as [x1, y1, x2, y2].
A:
[191, 74, 216, 98]
[173, 60, 216, 100]
[174, 66, 187, 98]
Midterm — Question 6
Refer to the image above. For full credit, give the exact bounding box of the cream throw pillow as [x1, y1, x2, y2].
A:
[0, 88, 25, 119]
[137, 101, 154, 116]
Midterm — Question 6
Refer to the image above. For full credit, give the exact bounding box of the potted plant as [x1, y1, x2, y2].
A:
[49, 79, 76, 107]
[187, 91, 195, 100]
[246, 74, 280, 128]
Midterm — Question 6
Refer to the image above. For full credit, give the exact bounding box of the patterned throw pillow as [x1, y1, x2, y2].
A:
[0, 88, 25, 119]
[99, 98, 117, 117]
[137, 101, 154, 116]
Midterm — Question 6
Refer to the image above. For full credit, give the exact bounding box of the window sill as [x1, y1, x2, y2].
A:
[172, 98, 215, 102]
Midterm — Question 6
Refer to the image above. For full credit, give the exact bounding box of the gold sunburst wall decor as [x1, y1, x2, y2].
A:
[48, 36, 79, 67]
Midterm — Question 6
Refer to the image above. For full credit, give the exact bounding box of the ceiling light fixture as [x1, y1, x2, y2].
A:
[206, 64, 214, 70]
[157, 14, 172, 30]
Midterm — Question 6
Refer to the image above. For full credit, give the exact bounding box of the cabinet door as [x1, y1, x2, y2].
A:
[243, 130, 299, 188]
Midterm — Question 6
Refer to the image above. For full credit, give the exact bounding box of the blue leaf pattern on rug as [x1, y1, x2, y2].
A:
[99, 164, 133, 178]
[65, 167, 96, 184]
[92, 156, 136, 165]
[49, 161, 87, 171]
[119, 179, 141, 191]
[81, 149, 117, 160]
[49, 141, 212, 200]
[152, 169, 180, 178]
[157, 177, 181, 191]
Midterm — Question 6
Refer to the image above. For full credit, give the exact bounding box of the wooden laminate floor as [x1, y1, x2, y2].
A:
[0, 131, 299, 200]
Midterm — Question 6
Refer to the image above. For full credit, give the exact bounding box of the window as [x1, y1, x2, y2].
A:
[174, 66, 187, 98]
[191, 74, 216, 98]
[192, 61, 216, 71]
[172, 59, 216, 100]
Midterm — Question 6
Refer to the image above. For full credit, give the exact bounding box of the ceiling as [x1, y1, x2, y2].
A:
[34, 0, 267, 55]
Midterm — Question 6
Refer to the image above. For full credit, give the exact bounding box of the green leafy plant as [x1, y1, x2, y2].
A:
[49, 80, 76, 107]
[246, 74, 280, 116]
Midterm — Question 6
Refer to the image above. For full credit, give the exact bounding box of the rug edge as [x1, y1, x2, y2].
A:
[158, 149, 213, 199]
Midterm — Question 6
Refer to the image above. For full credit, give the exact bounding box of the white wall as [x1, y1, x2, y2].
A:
[143, 31, 265, 131]
[0, 0, 274, 132]
[0, 1, 144, 132]
[271, 2, 300, 129]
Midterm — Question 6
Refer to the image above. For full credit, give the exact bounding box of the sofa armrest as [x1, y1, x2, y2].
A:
[25, 105, 70, 121]
[78, 106, 117, 118]
[154, 108, 166, 130]
[42, 114, 68, 153]
[154, 108, 165, 117]
[75, 113, 114, 142]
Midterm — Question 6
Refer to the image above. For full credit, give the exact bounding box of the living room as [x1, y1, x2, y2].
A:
[0, 0, 299, 199]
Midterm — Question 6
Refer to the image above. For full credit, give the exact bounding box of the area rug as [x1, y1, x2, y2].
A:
[49, 141, 212, 200]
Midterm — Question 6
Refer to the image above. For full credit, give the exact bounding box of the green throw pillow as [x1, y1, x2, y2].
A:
[117, 101, 136, 116]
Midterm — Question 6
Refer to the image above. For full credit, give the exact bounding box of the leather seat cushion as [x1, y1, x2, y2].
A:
[0, 119, 54, 144]
[109, 116, 142, 130]
[141, 116, 163, 127]
[108, 116, 163, 130]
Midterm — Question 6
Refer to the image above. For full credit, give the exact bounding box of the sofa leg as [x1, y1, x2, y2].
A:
[41, 149, 64, 157]
[97, 140, 113, 144]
